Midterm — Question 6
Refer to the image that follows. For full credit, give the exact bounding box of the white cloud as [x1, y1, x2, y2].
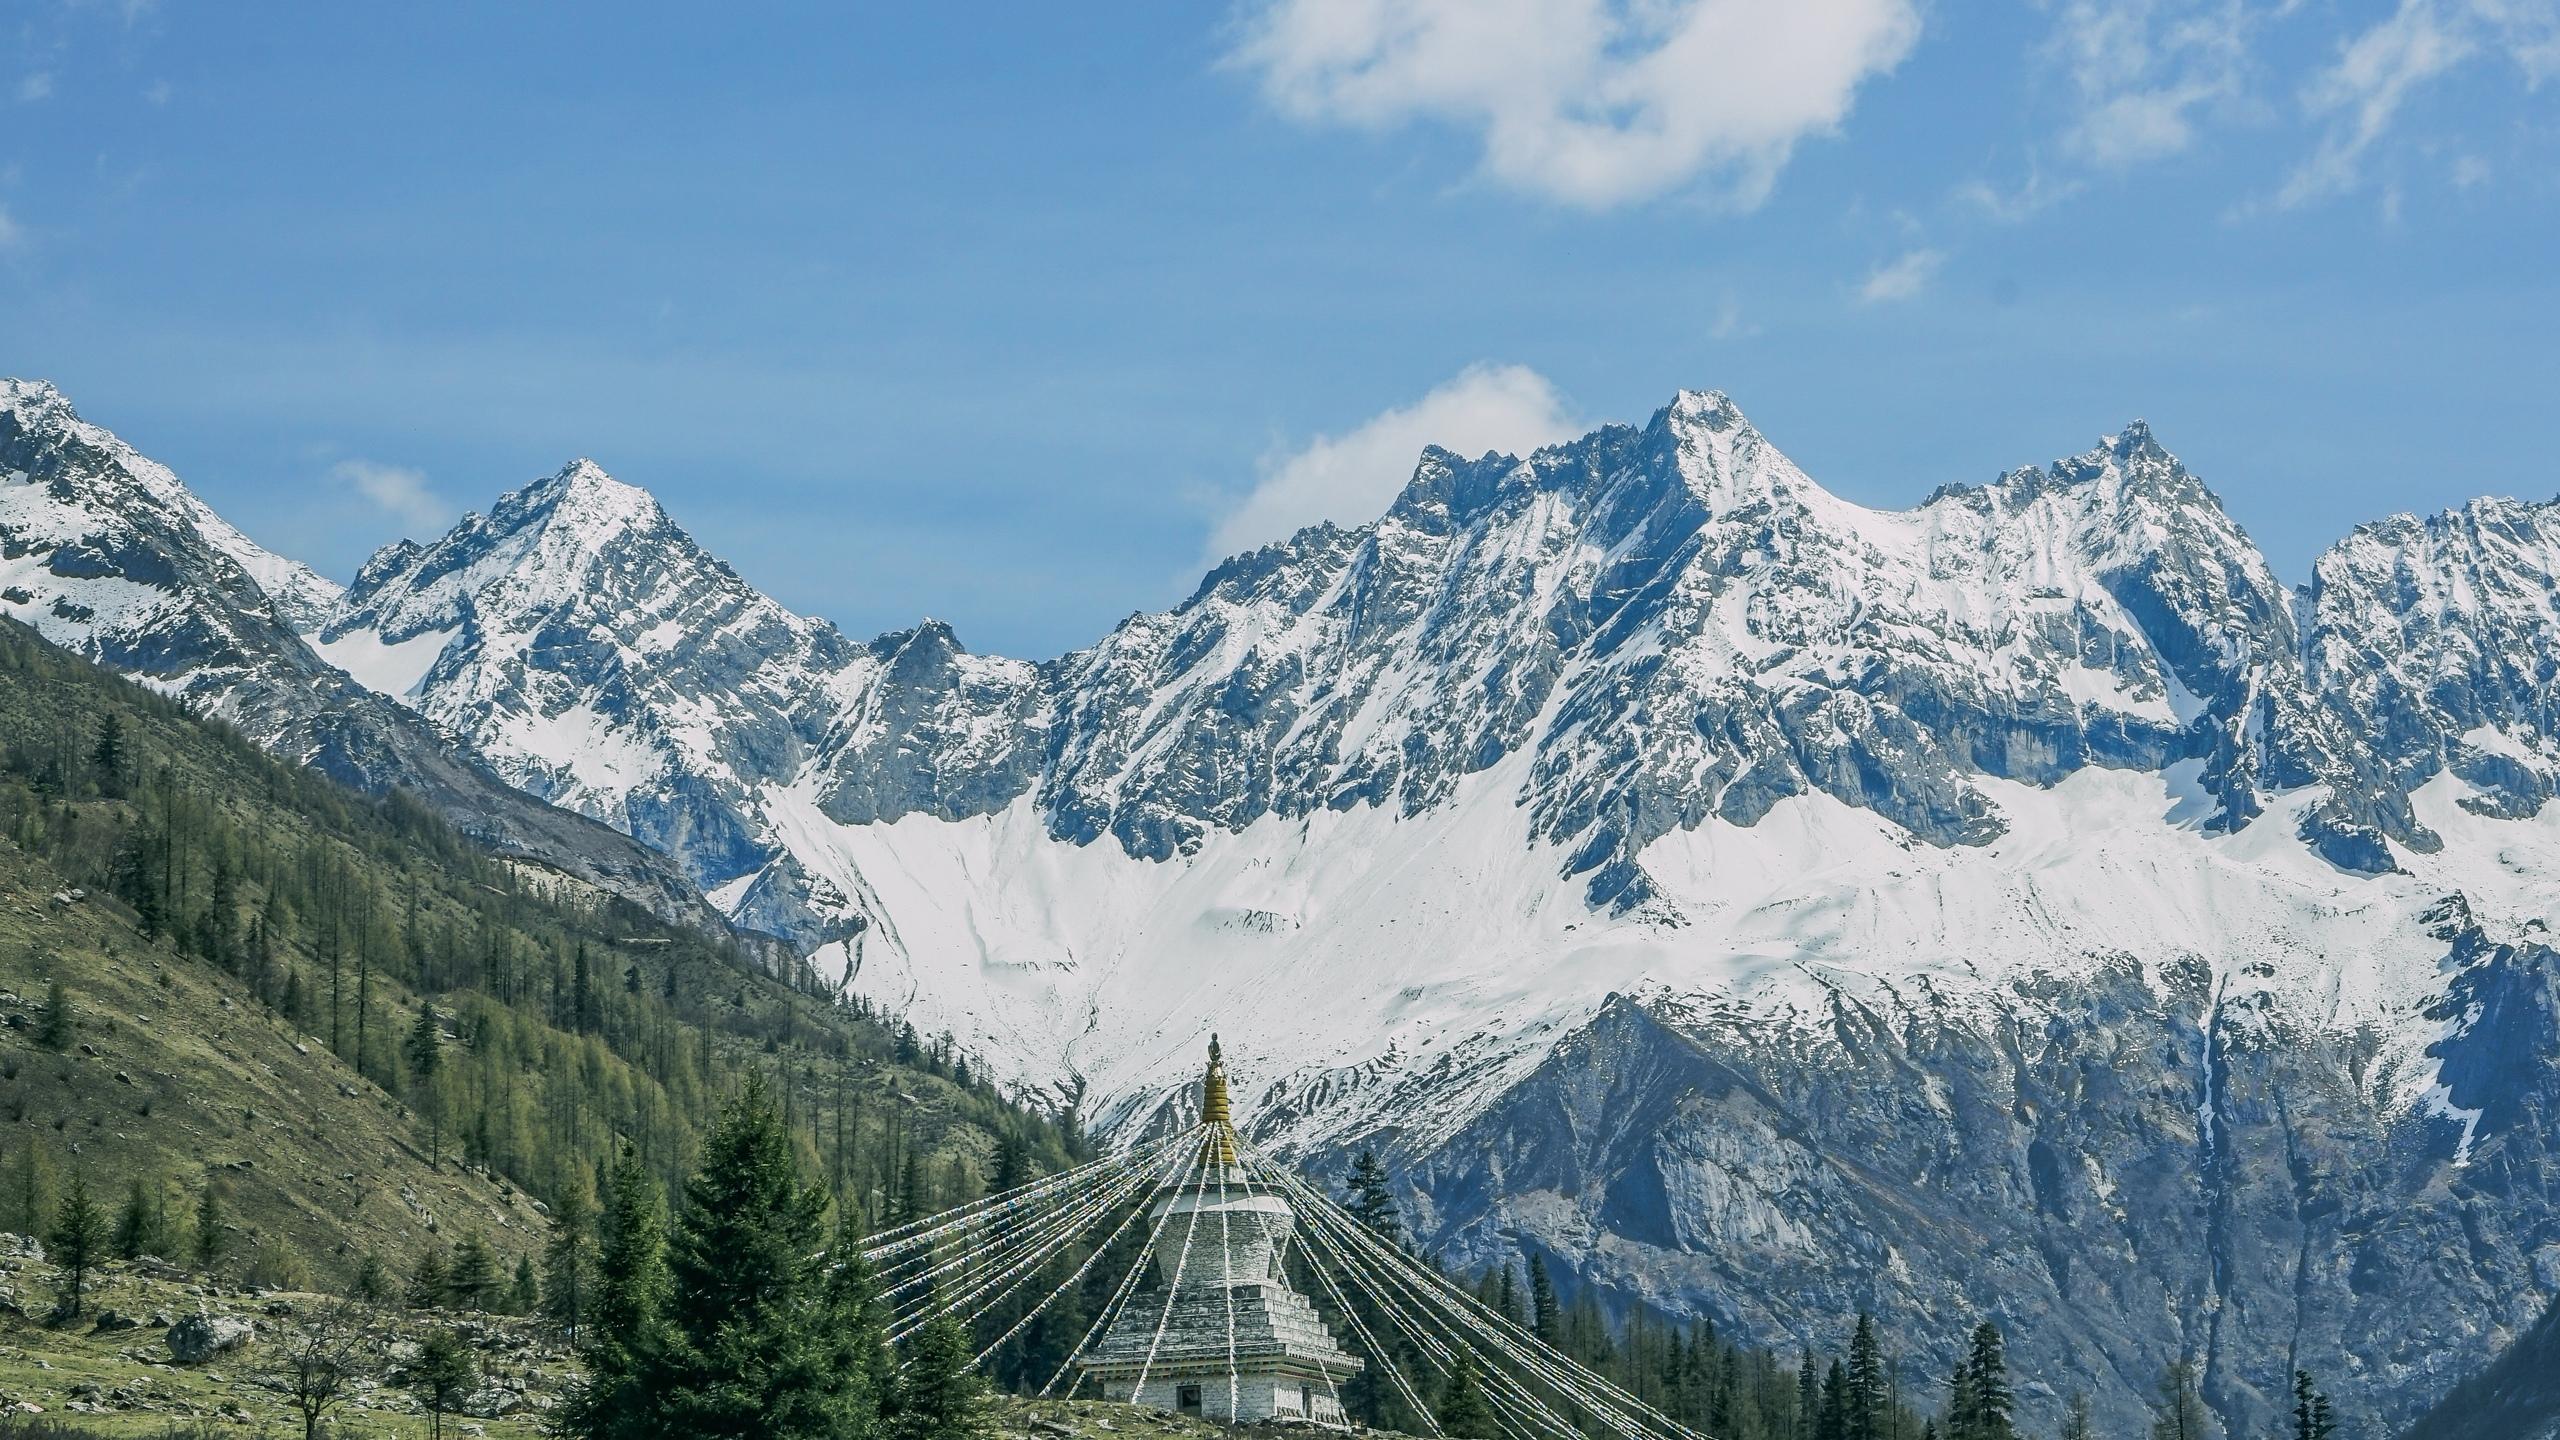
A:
[2276, 0, 2475, 208]
[16, 72, 54, 103]
[0, 205, 20, 250]
[2045, 0, 2261, 169]
[1207, 364, 1582, 560]
[1951, 169, 2084, 223]
[1227, 0, 1923, 209]
[1858, 248, 1944, 304]
[332, 459, 452, 535]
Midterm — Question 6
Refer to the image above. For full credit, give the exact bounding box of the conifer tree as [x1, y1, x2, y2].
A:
[1817, 1358, 1849, 1440]
[1951, 1322, 2015, 1440]
[192, 1173, 228, 1270]
[545, 1181, 598, 1342]
[113, 1174, 166, 1260]
[558, 1150, 674, 1440]
[91, 711, 129, 798]
[352, 1251, 392, 1305]
[35, 977, 73, 1050]
[509, 1253, 541, 1314]
[410, 1243, 452, 1310]
[2058, 1391, 2095, 1440]
[1797, 1349, 1821, 1440]
[48, 1170, 108, 1317]
[1845, 1312, 1886, 1440]
[413, 1327, 478, 1440]
[1438, 1352, 1499, 1439]
[893, 1312, 988, 1440]
[2292, 1369, 2338, 1440]
[407, 1002, 446, 1167]
[1345, 1149, 1403, 1247]
[1529, 1254, 1562, 1346]
[658, 1073, 878, 1438]
[449, 1230, 500, 1311]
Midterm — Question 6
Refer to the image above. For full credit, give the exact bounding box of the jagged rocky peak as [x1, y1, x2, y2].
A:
[2304, 490, 2560, 816]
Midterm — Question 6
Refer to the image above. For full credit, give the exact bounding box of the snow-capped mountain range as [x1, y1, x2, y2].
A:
[7, 375, 2560, 1436]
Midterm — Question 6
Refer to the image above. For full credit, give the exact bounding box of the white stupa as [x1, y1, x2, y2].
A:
[1078, 1038, 1364, 1424]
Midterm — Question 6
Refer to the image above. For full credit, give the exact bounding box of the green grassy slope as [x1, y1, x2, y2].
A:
[0, 614, 1077, 1292]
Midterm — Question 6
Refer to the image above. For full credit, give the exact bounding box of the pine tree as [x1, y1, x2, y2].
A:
[2293, 1369, 2338, 1440]
[413, 1327, 478, 1440]
[545, 1182, 599, 1342]
[509, 1254, 541, 1314]
[893, 1312, 987, 1440]
[91, 711, 129, 797]
[1845, 1312, 1886, 1440]
[657, 1072, 877, 1438]
[410, 1243, 453, 1310]
[192, 1174, 229, 1270]
[2149, 1357, 2209, 1440]
[1529, 1254, 1562, 1346]
[1797, 1348, 1822, 1440]
[407, 1002, 446, 1167]
[1953, 1322, 2015, 1440]
[352, 1251, 392, 1304]
[1345, 1149, 1403, 1247]
[1438, 1352, 1499, 1439]
[558, 1150, 674, 1440]
[35, 977, 73, 1050]
[1817, 1359, 1849, 1440]
[114, 1175, 154, 1260]
[2059, 1391, 2095, 1440]
[448, 1230, 500, 1311]
[48, 1170, 109, 1317]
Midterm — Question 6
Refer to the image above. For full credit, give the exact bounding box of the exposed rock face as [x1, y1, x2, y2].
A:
[0, 380, 735, 937]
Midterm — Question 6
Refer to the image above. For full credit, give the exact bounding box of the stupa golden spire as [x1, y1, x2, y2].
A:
[1201, 1034, 1237, 1165]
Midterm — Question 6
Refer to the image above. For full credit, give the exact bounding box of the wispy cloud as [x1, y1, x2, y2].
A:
[331, 459, 453, 536]
[0, 205, 22, 251]
[1206, 364, 1582, 562]
[1951, 169, 2084, 224]
[1858, 248, 1944, 304]
[1227, 0, 1923, 209]
[2043, 0, 2266, 169]
[2275, 0, 2474, 209]
[16, 72, 55, 103]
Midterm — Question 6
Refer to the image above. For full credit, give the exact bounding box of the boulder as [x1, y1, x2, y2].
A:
[166, 1312, 254, 1364]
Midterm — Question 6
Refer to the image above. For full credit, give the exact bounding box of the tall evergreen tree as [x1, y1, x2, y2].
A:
[2292, 1369, 2338, 1440]
[448, 1230, 500, 1311]
[35, 976, 73, 1050]
[412, 1327, 478, 1440]
[1344, 1149, 1403, 1248]
[559, 1151, 674, 1440]
[91, 710, 129, 797]
[48, 1170, 108, 1317]
[113, 1173, 168, 1261]
[1951, 1322, 2015, 1440]
[191, 1173, 228, 1270]
[545, 1181, 599, 1342]
[1845, 1312, 1886, 1440]
[658, 1073, 879, 1438]
[1816, 1359, 1849, 1440]
[407, 1002, 446, 1167]
[1528, 1254, 1562, 1347]
[893, 1312, 987, 1440]
[1438, 1353, 1499, 1439]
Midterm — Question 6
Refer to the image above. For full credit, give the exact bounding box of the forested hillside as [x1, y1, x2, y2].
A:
[0, 614, 1079, 1291]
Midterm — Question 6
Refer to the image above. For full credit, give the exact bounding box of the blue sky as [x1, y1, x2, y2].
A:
[3, 1, 2555, 657]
